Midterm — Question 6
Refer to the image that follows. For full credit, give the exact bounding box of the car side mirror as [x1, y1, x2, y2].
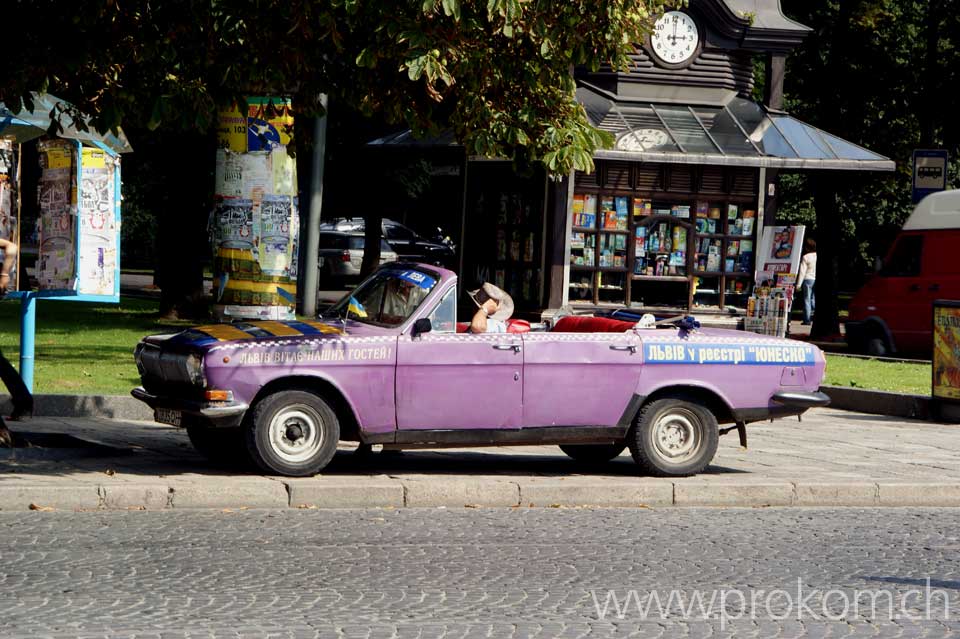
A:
[412, 317, 432, 338]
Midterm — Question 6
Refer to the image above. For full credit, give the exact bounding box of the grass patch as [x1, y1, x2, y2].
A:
[0, 297, 192, 396]
[824, 354, 930, 395]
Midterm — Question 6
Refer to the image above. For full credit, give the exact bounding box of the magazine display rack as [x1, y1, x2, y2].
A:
[568, 185, 757, 309]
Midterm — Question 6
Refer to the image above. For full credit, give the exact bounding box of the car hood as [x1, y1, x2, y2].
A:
[144, 319, 394, 351]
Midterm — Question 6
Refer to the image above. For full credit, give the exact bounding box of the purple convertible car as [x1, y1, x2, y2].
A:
[133, 264, 829, 477]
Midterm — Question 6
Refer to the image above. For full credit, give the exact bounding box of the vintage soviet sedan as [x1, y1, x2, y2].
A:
[132, 264, 829, 477]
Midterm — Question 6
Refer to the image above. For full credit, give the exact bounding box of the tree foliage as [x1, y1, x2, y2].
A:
[780, 0, 960, 282]
[774, 0, 960, 338]
[0, 0, 669, 175]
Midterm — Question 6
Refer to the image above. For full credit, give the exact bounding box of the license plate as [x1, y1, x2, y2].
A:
[155, 408, 182, 427]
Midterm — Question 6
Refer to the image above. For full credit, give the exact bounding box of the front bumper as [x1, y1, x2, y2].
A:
[771, 390, 832, 409]
[733, 391, 831, 423]
[131, 387, 249, 429]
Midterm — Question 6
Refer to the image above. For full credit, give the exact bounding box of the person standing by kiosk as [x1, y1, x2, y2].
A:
[0, 236, 34, 446]
[796, 238, 817, 325]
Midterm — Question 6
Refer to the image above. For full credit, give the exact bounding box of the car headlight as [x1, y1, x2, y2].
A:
[185, 353, 206, 387]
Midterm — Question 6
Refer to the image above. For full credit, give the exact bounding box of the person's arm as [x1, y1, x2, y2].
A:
[469, 299, 499, 333]
[797, 255, 808, 283]
[469, 307, 488, 334]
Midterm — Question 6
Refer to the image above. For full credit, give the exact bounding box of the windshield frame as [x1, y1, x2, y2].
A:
[324, 265, 442, 329]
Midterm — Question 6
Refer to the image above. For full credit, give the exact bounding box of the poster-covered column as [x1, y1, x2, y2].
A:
[212, 97, 299, 321]
[0, 139, 19, 290]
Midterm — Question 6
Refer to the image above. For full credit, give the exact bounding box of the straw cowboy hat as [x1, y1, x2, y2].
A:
[468, 282, 514, 321]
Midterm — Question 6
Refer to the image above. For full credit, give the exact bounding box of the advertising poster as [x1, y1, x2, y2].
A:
[933, 302, 960, 400]
[0, 139, 18, 290]
[257, 195, 296, 277]
[756, 225, 805, 276]
[37, 140, 77, 290]
[217, 97, 293, 153]
[77, 149, 118, 296]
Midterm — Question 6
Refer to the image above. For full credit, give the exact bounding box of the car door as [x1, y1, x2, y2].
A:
[521, 330, 643, 428]
[384, 223, 420, 261]
[395, 286, 523, 430]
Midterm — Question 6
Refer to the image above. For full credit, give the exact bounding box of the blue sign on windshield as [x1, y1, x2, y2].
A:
[386, 269, 436, 289]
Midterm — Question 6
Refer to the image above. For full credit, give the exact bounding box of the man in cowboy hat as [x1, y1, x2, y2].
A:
[468, 282, 514, 333]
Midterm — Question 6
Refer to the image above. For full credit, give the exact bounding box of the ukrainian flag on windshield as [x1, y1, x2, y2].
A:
[348, 296, 367, 318]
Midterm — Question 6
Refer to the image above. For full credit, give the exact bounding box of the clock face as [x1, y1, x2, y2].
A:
[617, 129, 670, 152]
[650, 11, 700, 66]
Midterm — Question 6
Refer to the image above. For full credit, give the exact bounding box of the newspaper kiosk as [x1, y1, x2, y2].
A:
[0, 94, 129, 390]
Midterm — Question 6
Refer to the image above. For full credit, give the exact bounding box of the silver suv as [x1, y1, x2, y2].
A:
[318, 232, 397, 286]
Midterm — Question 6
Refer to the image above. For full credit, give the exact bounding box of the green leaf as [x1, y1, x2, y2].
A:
[441, 0, 460, 20]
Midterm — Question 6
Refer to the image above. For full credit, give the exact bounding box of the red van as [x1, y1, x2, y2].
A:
[846, 190, 960, 356]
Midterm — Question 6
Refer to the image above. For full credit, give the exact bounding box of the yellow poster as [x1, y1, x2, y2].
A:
[81, 148, 108, 169]
[933, 303, 960, 399]
[42, 143, 73, 170]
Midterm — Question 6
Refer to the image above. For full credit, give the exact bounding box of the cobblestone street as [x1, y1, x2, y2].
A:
[2, 508, 959, 638]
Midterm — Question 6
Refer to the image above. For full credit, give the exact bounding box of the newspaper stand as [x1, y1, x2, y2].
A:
[0, 103, 127, 391]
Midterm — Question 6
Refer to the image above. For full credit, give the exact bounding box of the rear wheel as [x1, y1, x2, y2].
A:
[866, 332, 891, 357]
[559, 443, 626, 464]
[628, 395, 719, 477]
[245, 390, 340, 476]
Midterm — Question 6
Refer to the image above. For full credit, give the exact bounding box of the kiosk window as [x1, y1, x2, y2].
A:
[881, 235, 923, 277]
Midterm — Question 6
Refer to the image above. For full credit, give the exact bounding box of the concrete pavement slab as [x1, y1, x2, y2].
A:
[169, 479, 289, 509]
[673, 481, 795, 507]
[286, 478, 405, 509]
[877, 483, 960, 506]
[0, 485, 101, 511]
[403, 478, 521, 507]
[793, 482, 878, 506]
[517, 479, 673, 507]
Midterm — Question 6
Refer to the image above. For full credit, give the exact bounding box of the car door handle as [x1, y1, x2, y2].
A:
[610, 344, 638, 354]
[909, 284, 921, 292]
[493, 343, 522, 352]
[929, 284, 940, 292]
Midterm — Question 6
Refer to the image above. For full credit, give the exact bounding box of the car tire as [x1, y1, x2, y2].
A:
[628, 395, 719, 477]
[559, 443, 627, 463]
[186, 426, 252, 468]
[866, 334, 890, 357]
[245, 390, 340, 477]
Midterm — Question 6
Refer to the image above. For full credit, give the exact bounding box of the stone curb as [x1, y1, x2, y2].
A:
[1, 394, 154, 421]
[820, 385, 932, 421]
[5, 480, 960, 511]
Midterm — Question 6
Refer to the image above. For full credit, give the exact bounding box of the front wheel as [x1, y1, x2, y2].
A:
[628, 396, 719, 477]
[559, 443, 626, 464]
[245, 390, 340, 476]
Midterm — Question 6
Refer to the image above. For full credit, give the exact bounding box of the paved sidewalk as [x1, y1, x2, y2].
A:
[2, 406, 959, 510]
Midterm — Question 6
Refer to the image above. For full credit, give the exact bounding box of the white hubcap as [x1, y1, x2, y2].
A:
[269, 404, 324, 463]
[653, 409, 700, 464]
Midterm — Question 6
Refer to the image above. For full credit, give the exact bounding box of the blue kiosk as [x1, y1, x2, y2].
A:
[0, 94, 131, 391]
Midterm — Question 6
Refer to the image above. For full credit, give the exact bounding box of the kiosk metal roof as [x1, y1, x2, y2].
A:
[578, 84, 894, 171]
[0, 92, 132, 155]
